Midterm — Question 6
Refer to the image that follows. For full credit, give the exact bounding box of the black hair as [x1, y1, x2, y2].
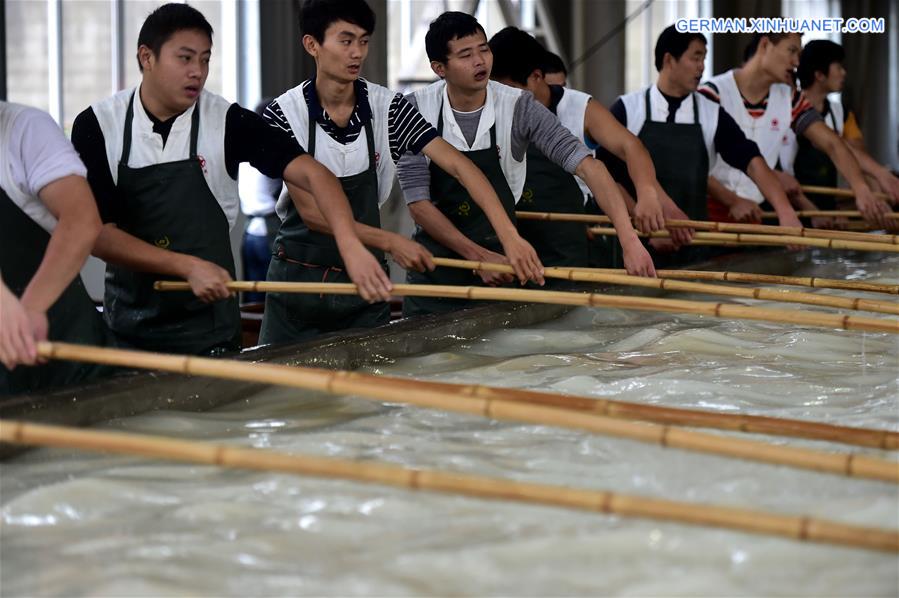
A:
[136, 3, 213, 72]
[299, 0, 375, 43]
[743, 32, 801, 62]
[797, 39, 844, 89]
[488, 27, 547, 85]
[654, 25, 706, 72]
[541, 51, 567, 76]
[425, 11, 486, 63]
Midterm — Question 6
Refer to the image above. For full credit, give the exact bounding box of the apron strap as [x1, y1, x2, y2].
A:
[120, 91, 136, 164]
[188, 101, 200, 158]
[120, 91, 201, 162]
[363, 118, 376, 171]
[307, 114, 317, 157]
[644, 88, 654, 123]
[646, 88, 699, 125]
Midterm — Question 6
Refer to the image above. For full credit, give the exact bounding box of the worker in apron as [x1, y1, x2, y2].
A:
[399, 12, 653, 316]
[71, 3, 391, 355]
[0, 102, 112, 395]
[703, 32, 890, 230]
[489, 26, 687, 271]
[604, 26, 800, 266]
[265, 0, 545, 330]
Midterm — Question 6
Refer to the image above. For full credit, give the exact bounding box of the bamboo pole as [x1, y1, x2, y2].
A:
[2, 420, 895, 553]
[339, 373, 899, 450]
[588, 226, 899, 254]
[516, 211, 899, 245]
[155, 281, 899, 335]
[32, 342, 899, 483]
[432, 257, 899, 317]
[562, 266, 899, 296]
[762, 210, 899, 220]
[800, 185, 893, 201]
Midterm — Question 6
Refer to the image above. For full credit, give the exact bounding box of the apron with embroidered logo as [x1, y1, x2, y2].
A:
[403, 103, 517, 316]
[260, 118, 389, 344]
[106, 93, 240, 355]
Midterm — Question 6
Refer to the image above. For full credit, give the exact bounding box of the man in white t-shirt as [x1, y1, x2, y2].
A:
[0, 102, 111, 394]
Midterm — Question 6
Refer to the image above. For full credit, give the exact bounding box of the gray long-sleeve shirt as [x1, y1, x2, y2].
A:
[397, 90, 592, 203]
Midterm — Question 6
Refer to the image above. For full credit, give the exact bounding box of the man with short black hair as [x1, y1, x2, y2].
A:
[72, 3, 391, 355]
[259, 0, 544, 342]
[541, 51, 568, 87]
[785, 39, 899, 208]
[398, 12, 655, 315]
[600, 26, 793, 263]
[702, 33, 892, 230]
[489, 26, 688, 268]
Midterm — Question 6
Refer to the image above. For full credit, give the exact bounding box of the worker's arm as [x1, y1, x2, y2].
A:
[420, 136, 544, 285]
[407, 200, 514, 286]
[577, 157, 656, 277]
[802, 120, 892, 229]
[583, 98, 668, 235]
[744, 157, 802, 229]
[285, 181, 434, 273]
[20, 176, 102, 313]
[0, 280, 44, 369]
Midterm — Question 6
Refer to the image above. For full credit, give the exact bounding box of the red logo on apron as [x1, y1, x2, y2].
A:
[374, 151, 380, 166]
[197, 154, 209, 175]
[770, 118, 780, 131]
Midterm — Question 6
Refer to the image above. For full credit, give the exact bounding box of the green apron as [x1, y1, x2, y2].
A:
[106, 93, 240, 355]
[517, 145, 589, 268]
[259, 118, 389, 345]
[0, 188, 113, 395]
[637, 88, 710, 267]
[403, 105, 517, 317]
[793, 108, 839, 210]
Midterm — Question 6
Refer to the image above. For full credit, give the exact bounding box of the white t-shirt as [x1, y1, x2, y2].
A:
[0, 102, 87, 233]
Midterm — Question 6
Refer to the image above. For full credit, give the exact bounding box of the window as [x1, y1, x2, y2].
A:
[5, 0, 253, 133]
[624, 0, 713, 94]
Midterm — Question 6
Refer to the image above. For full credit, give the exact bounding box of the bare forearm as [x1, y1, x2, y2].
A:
[408, 201, 488, 260]
[621, 140, 659, 198]
[847, 144, 891, 179]
[283, 156, 363, 247]
[21, 212, 100, 313]
[579, 159, 640, 244]
[804, 124, 869, 192]
[92, 225, 195, 279]
[707, 176, 739, 207]
[20, 177, 102, 313]
[746, 158, 792, 214]
[285, 182, 394, 252]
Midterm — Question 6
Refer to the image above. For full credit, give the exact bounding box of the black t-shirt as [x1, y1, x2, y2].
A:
[598, 92, 761, 195]
[71, 100, 305, 224]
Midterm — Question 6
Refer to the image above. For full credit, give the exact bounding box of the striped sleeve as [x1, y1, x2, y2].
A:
[791, 89, 823, 135]
[387, 94, 438, 163]
[262, 100, 296, 141]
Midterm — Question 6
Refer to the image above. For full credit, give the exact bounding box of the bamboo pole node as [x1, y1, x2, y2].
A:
[587, 226, 899, 253]
[33, 341, 899, 471]
[2, 419, 896, 552]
